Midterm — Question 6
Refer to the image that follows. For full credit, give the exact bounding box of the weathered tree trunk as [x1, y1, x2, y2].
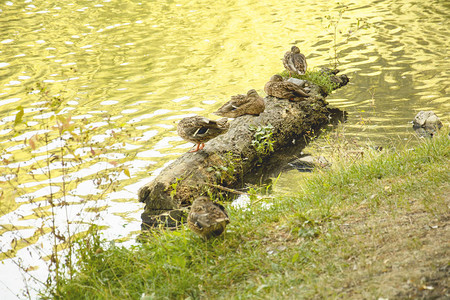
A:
[138, 73, 349, 229]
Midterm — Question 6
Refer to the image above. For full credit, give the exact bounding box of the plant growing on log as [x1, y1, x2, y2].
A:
[206, 165, 234, 184]
[206, 152, 241, 185]
[250, 124, 275, 162]
[169, 177, 183, 200]
[303, 70, 339, 95]
[280, 69, 339, 95]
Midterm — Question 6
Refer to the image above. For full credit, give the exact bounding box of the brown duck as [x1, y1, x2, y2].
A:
[283, 45, 307, 76]
[264, 74, 309, 101]
[177, 115, 229, 152]
[187, 196, 230, 240]
[214, 89, 265, 118]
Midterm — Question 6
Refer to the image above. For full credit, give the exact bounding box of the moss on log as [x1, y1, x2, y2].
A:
[138, 72, 349, 229]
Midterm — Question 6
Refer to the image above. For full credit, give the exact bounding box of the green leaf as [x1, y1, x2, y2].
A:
[14, 106, 24, 126]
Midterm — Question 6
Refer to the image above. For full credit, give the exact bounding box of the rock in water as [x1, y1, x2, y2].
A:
[413, 111, 442, 129]
[413, 111, 443, 137]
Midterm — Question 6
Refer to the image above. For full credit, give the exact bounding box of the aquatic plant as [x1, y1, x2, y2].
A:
[322, 4, 369, 68]
[1, 82, 135, 298]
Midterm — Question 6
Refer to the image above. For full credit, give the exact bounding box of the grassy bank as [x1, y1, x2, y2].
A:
[49, 130, 449, 299]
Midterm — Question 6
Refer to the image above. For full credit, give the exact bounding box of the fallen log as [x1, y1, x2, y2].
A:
[138, 71, 349, 229]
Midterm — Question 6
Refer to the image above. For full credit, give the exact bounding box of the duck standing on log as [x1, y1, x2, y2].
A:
[264, 74, 309, 101]
[187, 196, 230, 240]
[177, 115, 229, 152]
[214, 89, 265, 118]
[283, 45, 307, 76]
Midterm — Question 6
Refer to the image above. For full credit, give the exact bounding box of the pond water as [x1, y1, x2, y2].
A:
[0, 0, 449, 298]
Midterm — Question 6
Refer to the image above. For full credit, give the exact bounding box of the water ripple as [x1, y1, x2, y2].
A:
[0, 0, 449, 296]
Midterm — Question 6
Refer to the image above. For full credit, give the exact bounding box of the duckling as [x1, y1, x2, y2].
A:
[283, 45, 307, 76]
[214, 89, 265, 118]
[187, 196, 230, 240]
[177, 115, 229, 152]
[264, 74, 309, 101]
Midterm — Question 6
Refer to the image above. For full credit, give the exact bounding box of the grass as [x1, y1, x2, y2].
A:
[48, 129, 449, 299]
[279, 69, 339, 95]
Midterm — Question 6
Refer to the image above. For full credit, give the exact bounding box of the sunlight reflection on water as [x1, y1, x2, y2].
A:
[0, 0, 449, 297]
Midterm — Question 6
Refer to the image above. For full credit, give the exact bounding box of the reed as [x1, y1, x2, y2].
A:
[0, 82, 135, 298]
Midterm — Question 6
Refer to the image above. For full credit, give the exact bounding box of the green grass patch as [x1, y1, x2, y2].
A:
[47, 130, 450, 299]
[279, 69, 339, 94]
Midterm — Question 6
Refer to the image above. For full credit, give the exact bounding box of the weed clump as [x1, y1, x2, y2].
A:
[206, 152, 241, 185]
[279, 69, 339, 95]
[249, 124, 275, 162]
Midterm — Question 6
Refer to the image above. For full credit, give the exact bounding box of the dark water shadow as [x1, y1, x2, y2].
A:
[238, 107, 347, 188]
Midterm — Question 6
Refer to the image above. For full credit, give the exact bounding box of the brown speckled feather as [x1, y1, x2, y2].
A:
[177, 116, 229, 150]
[264, 74, 309, 101]
[187, 196, 230, 240]
[283, 46, 307, 76]
[214, 89, 265, 118]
